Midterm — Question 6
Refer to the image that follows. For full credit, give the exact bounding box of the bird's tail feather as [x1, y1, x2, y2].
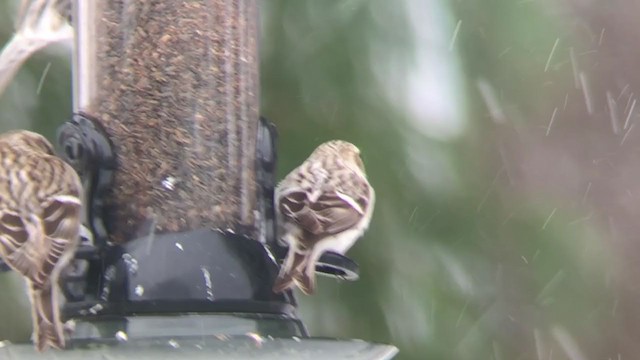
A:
[294, 270, 315, 295]
[29, 282, 65, 351]
[273, 252, 308, 293]
[272, 272, 295, 294]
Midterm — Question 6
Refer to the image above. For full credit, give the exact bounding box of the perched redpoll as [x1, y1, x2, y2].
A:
[0, 130, 82, 351]
[272, 140, 375, 295]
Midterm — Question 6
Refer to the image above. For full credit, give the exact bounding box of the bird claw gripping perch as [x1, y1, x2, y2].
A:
[56, 113, 116, 301]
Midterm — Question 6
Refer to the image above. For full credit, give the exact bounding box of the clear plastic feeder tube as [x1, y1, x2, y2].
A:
[72, 0, 260, 243]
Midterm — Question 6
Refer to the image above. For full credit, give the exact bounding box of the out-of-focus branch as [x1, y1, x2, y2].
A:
[0, 0, 72, 96]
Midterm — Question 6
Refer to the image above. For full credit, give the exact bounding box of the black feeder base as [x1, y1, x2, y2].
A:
[63, 228, 309, 341]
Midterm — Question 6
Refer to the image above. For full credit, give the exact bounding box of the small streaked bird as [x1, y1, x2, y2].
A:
[272, 140, 375, 295]
[0, 130, 82, 351]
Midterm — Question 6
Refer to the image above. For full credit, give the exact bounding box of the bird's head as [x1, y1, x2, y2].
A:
[313, 140, 365, 172]
[0, 130, 55, 155]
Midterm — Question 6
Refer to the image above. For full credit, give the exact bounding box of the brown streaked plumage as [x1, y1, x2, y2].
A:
[0, 130, 82, 351]
[273, 140, 375, 295]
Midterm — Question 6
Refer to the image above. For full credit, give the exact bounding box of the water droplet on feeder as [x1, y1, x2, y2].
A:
[162, 176, 178, 190]
[122, 253, 139, 274]
[245, 332, 264, 347]
[115, 331, 128, 342]
[168, 339, 180, 348]
[88, 303, 104, 315]
[201, 266, 215, 301]
[101, 265, 117, 301]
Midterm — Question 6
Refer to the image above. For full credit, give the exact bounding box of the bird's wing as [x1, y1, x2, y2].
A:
[279, 183, 371, 238]
[0, 209, 36, 277]
[36, 194, 81, 286]
[0, 194, 80, 289]
[309, 192, 365, 234]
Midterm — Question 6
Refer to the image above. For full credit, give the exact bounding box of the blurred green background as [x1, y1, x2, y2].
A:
[3, 0, 640, 359]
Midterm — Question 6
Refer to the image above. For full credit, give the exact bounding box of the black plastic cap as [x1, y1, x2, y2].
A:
[64, 228, 299, 319]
